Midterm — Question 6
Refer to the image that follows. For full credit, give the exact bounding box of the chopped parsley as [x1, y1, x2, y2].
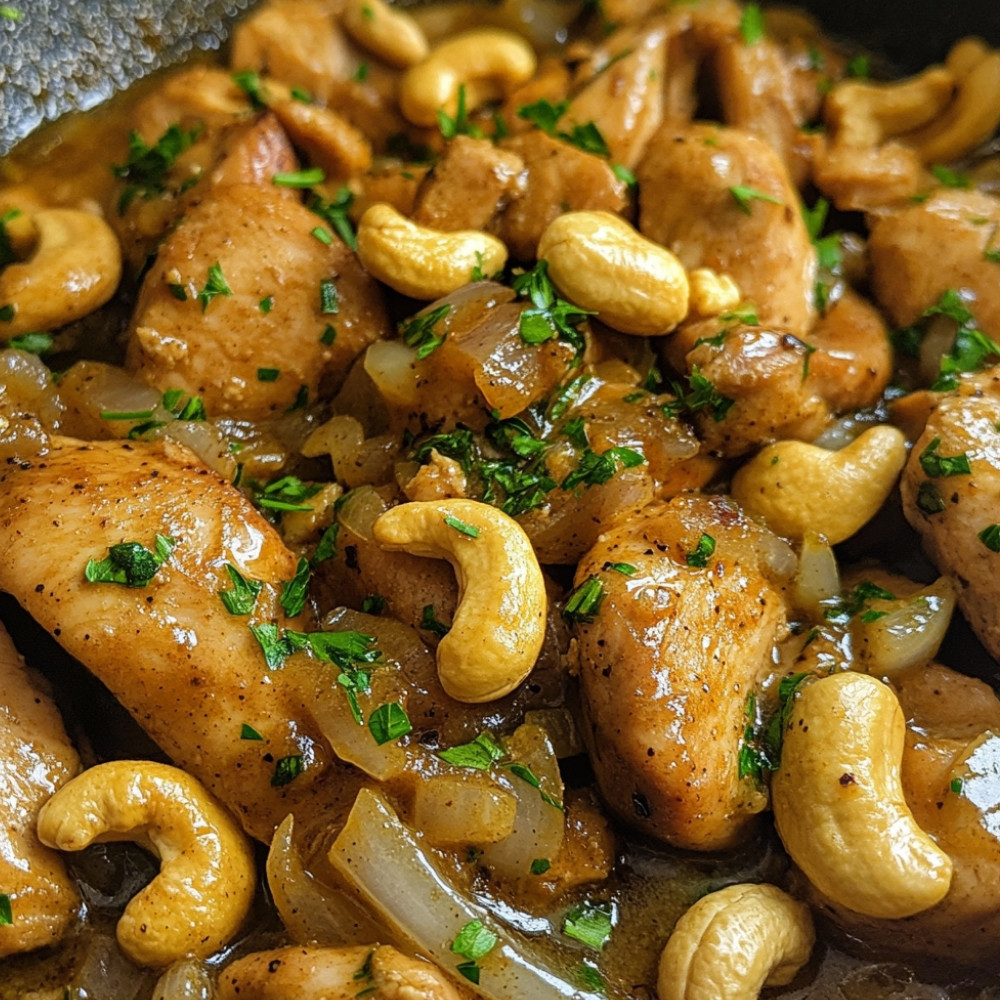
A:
[240, 723, 263, 740]
[311, 225, 333, 245]
[319, 278, 339, 315]
[257, 367, 280, 382]
[437, 84, 481, 140]
[456, 961, 481, 984]
[369, 702, 412, 745]
[561, 446, 645, 491]
[272, 167, 326, 187]
[361, 594, 386, 615]
[563, 900, 614, 950]
[530, 858, 551, 875]
[197, 261, 232, 312]
[739, 673, 811, 782]
[320, 324, 337, 345]
[401, 304, 451, 359]
[0, 894, 10, 925]
[563, 575, 604, 624]
[250, 624, 379, 677]
[846, 53, 870, 78]
[420, 604, 451, 638]
[451, 920, 498, 962]
[604, 561, 637, 575]
[0, 207, 21, 267]
[576, 964, 606, 995]
[738, 2, 765, 45]
[611, 163, 637, 188]
[802, 197, 844, 313]
[985, 248, 1000, 264]
[950, 777, 965, 794]
[823, 581, 896, 625]
[505, 761, 563, 809]
[662, 366, 734, 422]
[312, 523, 340, 566]
[0, 304, 15, 322]
[931, 164, 970, 189]
[84, 535, 175, 588]
[308, 188, 358, 250]
[444, 514, 480, 537]
[270, 754, 305, 786]
[280, 558, 311, 617]
[218, 564, 263, 615]
[685, 533, 716, 568]
[8, 332, 53, 355]
[439, 731, 505, 770]
[515, 99, 610, 156]
[231, 69, 267, 109]
[512, 260, 593, 355]
[337, 666, 373, 725]
[978, 524, 1000, 552]
[251, 475, 323, 513]
[729, 185, 782, 214]
[111, 123, 203, 213]
[919, 437, 972, 477]
[916, 480, 946, 515]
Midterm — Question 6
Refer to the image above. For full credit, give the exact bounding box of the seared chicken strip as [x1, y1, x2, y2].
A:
[0, 623, 80, 957]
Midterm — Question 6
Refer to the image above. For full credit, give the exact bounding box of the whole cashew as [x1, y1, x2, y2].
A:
[657, 883, 814, 1000]
[341, 0, 429, 69]
[217, 944, 465, 1000]
[399, 28, 537, 127]
[771, 672, 953, 919]
[824, 67, 956, 149]
[730, 425, 907, 545]
[537, 211, 690, 337]
[372, 498, 546, 703]
[902, 47, 1000, 163]
[0, 209, 122, 337]
[36, 760, 256, 967]
[356, 203, 508, 300]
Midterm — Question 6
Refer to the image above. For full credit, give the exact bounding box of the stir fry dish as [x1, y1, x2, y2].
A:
[2, 0, 1000, 996]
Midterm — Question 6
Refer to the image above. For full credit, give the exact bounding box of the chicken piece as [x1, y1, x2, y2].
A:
[497, 131, 629, 262]
[637, 122, 817, 336]
[812, 138, 925, 213]
[805, 661, 1000, 972]
[126, 182, 390, 419]
[0, 623, 80, 957]
[0, 436, 354, 842]
[899, 368, 1000, 663]
[562, 21, 669, 171]
[572, 495, 793, 850]
[207, 112, 301, 191]
[270, 99, 373, 182]
[868, 188, 1000, 339]
[412, 136, 525, 233]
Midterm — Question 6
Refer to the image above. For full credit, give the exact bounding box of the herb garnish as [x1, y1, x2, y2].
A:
[308, 188, 358, 250]
[978, 524, 1000, 552]
[84, 535, 176, 588]
[563, 900, 614, 950]
[369, 702, 412, 745]
[512, 260, 593, 355]
[401, 304, 451, 359]
[563, 575, 604, 624]
[729, 185, 782, 214]
[197, 261, 232, 312]
[0, 894, 10, 925]
[270, 754, 305, 786]
[218, 564, 263, 615]
[240, 724, 263, 740]
[662, 366, 735, 422]
[685, 533, 716, 568]
[112, 123, 203, 213]
[919, 437, 972, 477]
[739, 2, 765, 44]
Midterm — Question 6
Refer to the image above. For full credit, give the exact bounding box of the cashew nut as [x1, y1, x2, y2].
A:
[771, 671, 953, 919]
[399, 29, 537, 128]
[536, 211, 689, 337]
[730, 425, 907, 545]
[36, 760, 256, 967]
[356, 203, 508, 300]
[0, 208, 122, 337]
[901, 46, 1000, 163]
[217, 944, 464, 1000]
[686, 268, 741, 320]
[341, 0, 429, 70]
[824, 67, 956, 149]
[372, 498, 546, 703]
[657, 883, 814, 1000]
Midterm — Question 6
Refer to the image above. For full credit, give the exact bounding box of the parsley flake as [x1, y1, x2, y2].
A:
[685, 533, 716, 568]
[950, 777, 965, 794]
[272, 167, 326, 187]
[513, 260, 593, 355]
[420, 604, 451, 638]
[257, 367, 280, 382]
[919, 437, 971, 478]
[604, 561, 637, 575]
[439, 731, 505, 770]
[271, 754, 305, 786]
[576, 964, 606, 995]
[219, 564, 262, 615]
[530, 858, 551, 875]
[320, 278, 339, 315]
[979, 524, 1000, 552]
[280, 558, 311, 618]
[85, 535, 175, 588]
[916, 480, 947, 515]
[240, 723, 263, 740]
[401, 304, 451, 359]
[563, 575, 604, 624]
[729, 185, 782, 214]
[197, 261, 232, 312]
[111, 123, 203, 213]
[662, 366, 734, 422]
[308, 187, 358, 250]
[563, 900, 614, 950]
[561, 446, 645, 491]
[739, 2, 765, 45]
[823, 581, 896, 625]
[369, 702, 412, 745]
[0, 893, 10, 925]
[444, 514, 480, 537]
[452, 919, 498, 961]
[0, 6, 22, 20]
[8, 332, 53, 355]
[931, 164, 971, 189]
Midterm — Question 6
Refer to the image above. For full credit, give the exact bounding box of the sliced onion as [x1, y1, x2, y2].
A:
[855, 577, 956, 678]
[267, 813, 384, 946]
[794, 533, 841, 617]
[364, 340, 421, 410]
[481, 725, 565, 880]
[328, 787, 603, 1000]
[152, 959, 214, 1000]
[412, 773, 517, 848]
[161, 419, 237, 480]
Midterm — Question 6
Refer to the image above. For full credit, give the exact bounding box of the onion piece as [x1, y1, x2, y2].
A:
[267, 813, 384, 946]
[854, 577, 956, 678]
[794, 533, 841, 617]
[152, 959, 214, 1000]
[412, 773, 518, 848]
[328, 787, 604, 1000]
[481, 725, 565, 880]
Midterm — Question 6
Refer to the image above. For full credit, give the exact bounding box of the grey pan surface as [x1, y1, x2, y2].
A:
[0, 0, 999, 153]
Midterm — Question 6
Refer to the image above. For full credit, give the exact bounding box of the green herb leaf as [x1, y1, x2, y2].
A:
[931, 164, 971, 189]
[512, 260, 592, 355]
[369, 702, 412, 745]
[505, 761, 563, 809]
[280, 558, 311, 618]
[662, 365, 735, 422]
[312, 523, 340, 566]
[452, 919, 498, 961]
[916, 480, 947, 515]
[273, 167, 326, 188]
[197, 261, 232, 312]
[219, 564, 263, 615]
[111, 123, 202, 212]
[575, 963, 606, 995]
[611, 163, 637, 188]
[823, 581, 896, 625]
[978, 524, 1000, 552]
[420, 604, 451, 638]
[563, 900, 614, 950]
[919, 437, 972, 477]
[685, 532, 716, 568]
[308, 187, 358, 250]
[311, 225, 333, 245]
[444, 514, 480, 537]
[257, 367, 280, 382]
[561, 446, 645, 491]
[437, 84, 482, 139]
[321, 324, 337, 345]
[455, 961, 480, 984]
[563, 575, 604, 624]
[439, 731, 505, 770]
[337, 666, 373, 725]
[251, 475, 322, 513]
[0, 304, 15, 322]
[240, 723, 263, 740]
[232, 69, 267, 109]
[85, 535, 176, 588]
[729, 184, 782, 214]
[603, 561, 637, 575]
[401, 304, 451, 359]
[517, 98, 569, 134]
[561, 121, 610, 156]
[271, 754, 305, 786]
[0, 893, 10, 925]
[846, 53, 870, 78]
[8, 331, 53, 355]
[950, 777, 964, 794]
[530, 858, 551, 875]
[738, 2, 765, 45]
